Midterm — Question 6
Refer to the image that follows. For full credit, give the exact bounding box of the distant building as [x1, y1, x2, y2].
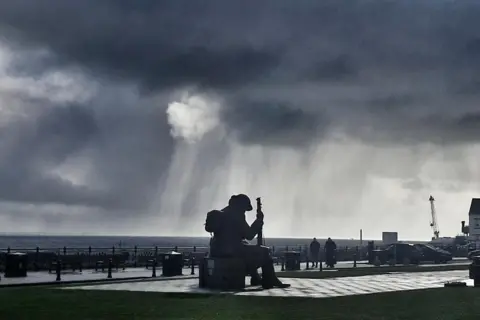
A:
[382, 232, 398, 245]
[469, 199, 480, 244]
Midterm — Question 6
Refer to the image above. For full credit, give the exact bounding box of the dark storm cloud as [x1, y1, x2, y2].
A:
[339, 109, 480, 147]
[84, 106, 176, 211]
[0, 0, 283, 90]
[2, 1, 480, 146]
[0, 90, 175, 211]
[0, 104, 104, 206]
[223, 101, 330, 147]
[1, 0, 480, 219]
[308, 55, 357, 82]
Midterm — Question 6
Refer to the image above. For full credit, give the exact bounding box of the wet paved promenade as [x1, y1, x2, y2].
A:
[0, 258, 469, 287]
[0, 267, 195, 286]
[65, 270, 470, 299]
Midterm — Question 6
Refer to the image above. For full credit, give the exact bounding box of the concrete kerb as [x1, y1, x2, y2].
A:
[0, 275, 199, 289]
[277, 263, 469, 279]
[65, 275, 199, 288]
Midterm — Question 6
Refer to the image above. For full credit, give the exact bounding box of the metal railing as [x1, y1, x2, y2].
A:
[0, 244, 372, 271]
[1, 241, 466, 271]
[0, 246, 211, 271]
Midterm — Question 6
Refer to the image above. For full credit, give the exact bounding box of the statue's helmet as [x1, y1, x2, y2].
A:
[228, 194, 253, 211]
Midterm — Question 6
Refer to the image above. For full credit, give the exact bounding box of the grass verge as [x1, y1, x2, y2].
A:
[0, 286, 479, 320]
[277, 263, 469, 279]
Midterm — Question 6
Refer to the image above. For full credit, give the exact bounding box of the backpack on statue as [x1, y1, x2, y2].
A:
[204, 210, 223, 233]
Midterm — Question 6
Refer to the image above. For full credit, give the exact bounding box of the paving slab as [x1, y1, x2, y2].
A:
[463, 279, 474, 286]
[275, 259, 469, 272]
[65, 270, 470, 299]
[0, 267, 195, 287]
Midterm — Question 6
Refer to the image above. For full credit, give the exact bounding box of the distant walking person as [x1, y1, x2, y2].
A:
[324, 237, 337, 268]
[309, 238, 320, 268]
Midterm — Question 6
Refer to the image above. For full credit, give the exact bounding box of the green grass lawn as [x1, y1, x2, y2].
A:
[277, 264, 469, 279]
[1, 286, 479, 320]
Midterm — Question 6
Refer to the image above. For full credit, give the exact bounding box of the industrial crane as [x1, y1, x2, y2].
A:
[429, 195, 440, 240]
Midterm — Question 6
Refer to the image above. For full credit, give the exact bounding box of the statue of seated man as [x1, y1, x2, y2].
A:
[205, 194, 290, 289]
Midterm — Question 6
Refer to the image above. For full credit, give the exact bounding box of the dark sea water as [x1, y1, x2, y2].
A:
[0, 235, 380, 250]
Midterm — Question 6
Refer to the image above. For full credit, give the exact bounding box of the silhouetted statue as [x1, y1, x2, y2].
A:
[324, 237, 337, 268]
[309, 237, 320, 268]
[205, 194, 290, 289]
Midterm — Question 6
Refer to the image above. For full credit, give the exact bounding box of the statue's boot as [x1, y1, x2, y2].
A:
[261, 263, 291, 289]
[250, 269, 262, 286]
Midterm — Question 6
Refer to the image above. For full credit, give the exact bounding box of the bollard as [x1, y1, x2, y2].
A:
[306, 258, 309, 270]
[469, 257, 480, 287]
[56, 260, 62, 281]
[353, 254, 357, 268]
[152, 258, 157, 278]
[88, 246, 92, 268]
[35, 247, 40, 268]
[174, 246, 178, 252]
[367, 241, 374, 264]
[107, 259, 113, 279]
[78, 253, 83, 273]
[191, 257, 195, 275]
[319, 260, 323, 272]
[198, 260, 205, 288]
[374, 256, 381, 266]
[281, 257, 285, 271]
[134, 245, 138, 268]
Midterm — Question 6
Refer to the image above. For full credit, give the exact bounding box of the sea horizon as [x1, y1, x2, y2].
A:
[0, 231, 432, 241]
[0, 233, 433, 250]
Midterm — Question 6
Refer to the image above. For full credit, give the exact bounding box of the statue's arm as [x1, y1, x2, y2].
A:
[243, 219, 263, 240]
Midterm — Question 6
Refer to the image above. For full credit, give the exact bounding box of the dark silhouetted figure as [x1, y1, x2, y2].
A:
[206, 194, 290, 289]
[324, 237, 337, 268]
[310, 237, 320, 268]
[367, 241, 375, 264]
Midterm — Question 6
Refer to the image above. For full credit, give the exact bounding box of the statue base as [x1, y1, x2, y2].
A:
[199, 257, 246, 290]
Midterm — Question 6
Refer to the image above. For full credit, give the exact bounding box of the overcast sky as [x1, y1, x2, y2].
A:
[0, 0, 479, 239]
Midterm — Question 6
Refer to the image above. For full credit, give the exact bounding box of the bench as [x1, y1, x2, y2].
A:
[94, 253, 128, 272]
[48, 255, 83, 273]
[184, 252, 208, 267]
[33, 252, 57, 271]
[145, 257, 161, 269]
[199, 257, 246, 290]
